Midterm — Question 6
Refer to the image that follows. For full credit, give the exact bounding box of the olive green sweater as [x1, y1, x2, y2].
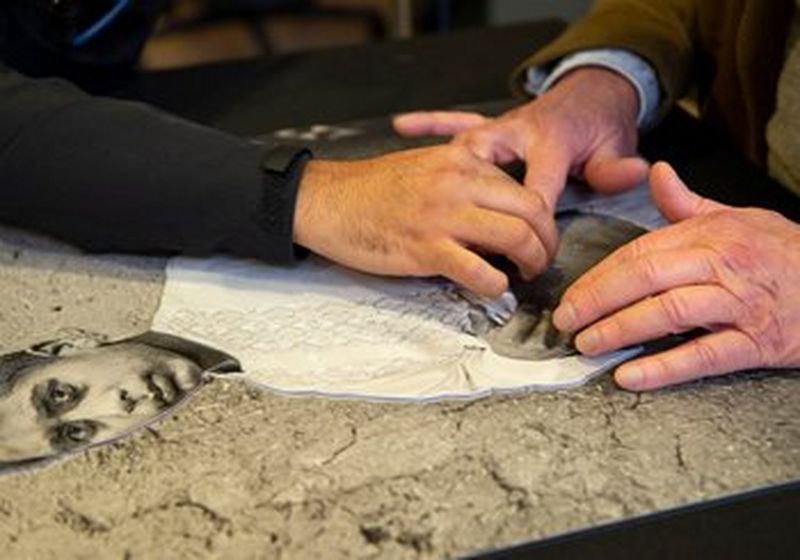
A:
[514, 0, 795, 167]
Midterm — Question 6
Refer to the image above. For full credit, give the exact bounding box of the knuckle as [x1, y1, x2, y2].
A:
[737, 288, 784, 360]
[644, 354, 671, 386]
[704, 239, 760, 283]
[705, 209, 752, 240]
[622, 236, 649, 262]
[505, 221, 535, 250]
[462, 135, 492, 157]
[529, 169, 562, 193]
[759, 208, 788, 225]
[522, 190, 548, 220]
[657, 291, 692, 333]
[718, 241, 760, 274]
[635, 255, 663, 289]
[688, 338, 723, 374]
[440, 144, 472, 167]
[598, 316, 625, 346]
[574, 284, 605, 324]
[696, 247, 721, 282]
[739, 206, 781, 224]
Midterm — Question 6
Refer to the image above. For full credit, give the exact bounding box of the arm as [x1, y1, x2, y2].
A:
[0, 65, 559, 298]
[0, 3, 560, 298]
[525, 48, 661, 130]
[514, 0, 699, 115]
[0, 63, 299, 263]
[394, 0, 700, 204]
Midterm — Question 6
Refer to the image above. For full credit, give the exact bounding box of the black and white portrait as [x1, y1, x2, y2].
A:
[484, 211, 648, 361]
[0, 330, 240, 469]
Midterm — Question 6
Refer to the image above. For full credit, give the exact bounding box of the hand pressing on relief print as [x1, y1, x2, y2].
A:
[393, 68, 649, 209]
[553, 162, 800, 391]
[292, 145, 558, 298]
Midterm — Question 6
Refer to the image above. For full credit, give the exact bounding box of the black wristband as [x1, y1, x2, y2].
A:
[257, 146, 313, 263]
[261, 145, 312, 173]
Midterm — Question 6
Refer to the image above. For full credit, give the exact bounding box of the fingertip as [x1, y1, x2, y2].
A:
[392, 112, 428, 136]
[518, 253, 548, 283]
[651, 160, 676, 177]
[479, 269, 510, 299]
[468, 260, 510, 299]
[629, 157, 651, 182]
[552, 301, 578, 333]
[584, 156, 650, 194]
[649, 161, 684, 193]
[649, 160, 699, 223]
[614, 363, 649, 391]
[574, 328, 603, 356]
[444, 247, 509, 299]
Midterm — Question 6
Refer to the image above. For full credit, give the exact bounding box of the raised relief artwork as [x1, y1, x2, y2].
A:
[0, 107, 667, 470]
[0, 331, 238, 471]
[151, 186, 661, 402]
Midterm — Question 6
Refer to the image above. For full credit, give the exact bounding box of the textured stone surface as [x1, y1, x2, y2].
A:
[1, 227, 799, 559]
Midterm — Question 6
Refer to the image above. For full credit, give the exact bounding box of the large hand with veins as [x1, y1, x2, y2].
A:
[554, 162, 800, 391]
[393, 68, 649, 208]
[293, 144, 558, 298]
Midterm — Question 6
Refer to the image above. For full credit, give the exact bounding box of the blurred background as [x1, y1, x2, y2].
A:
[141, 0, 592, 70]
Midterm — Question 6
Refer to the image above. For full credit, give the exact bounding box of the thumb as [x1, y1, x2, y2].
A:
[583, 145, 649, 194]
[650, 161, 729, 223]
[392, 111, 488, 138]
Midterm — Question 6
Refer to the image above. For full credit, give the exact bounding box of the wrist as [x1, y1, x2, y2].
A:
[529, 49, 660, 129]
[292, 159, 336, 251]
[550, 67, 640, 126]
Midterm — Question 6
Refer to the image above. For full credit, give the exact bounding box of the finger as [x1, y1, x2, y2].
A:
[433, 241, 509, 298]
[523, 140, 572, 209]
[453, 208, 550, 280]
[650, 161, 729, 223]
[555, 247, 717, 332]
[455, 126, 522, 164]
[613, 329, 762, 391]
[583, 148, 649, 194]
[574, 285, 741, 355]
[467, 171, 559, 259]
[392, 111, 489, 138]
[560, 220, 705, 297]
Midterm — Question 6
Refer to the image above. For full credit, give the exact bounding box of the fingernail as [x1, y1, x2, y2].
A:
[617, 365, 644, 389]
[576, 329, 601, 354]
[553, 302, 578, 331]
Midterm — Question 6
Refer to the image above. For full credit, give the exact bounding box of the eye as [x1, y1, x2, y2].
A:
[50, 420, 99, 452]
[51, 384, 74, 405]
[43, 379, 84, 415]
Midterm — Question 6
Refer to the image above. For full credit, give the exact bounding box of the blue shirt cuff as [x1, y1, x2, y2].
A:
[525, 49, 661, 130]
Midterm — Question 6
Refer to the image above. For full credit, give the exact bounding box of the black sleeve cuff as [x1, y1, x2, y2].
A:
[257, 147, 313, 263]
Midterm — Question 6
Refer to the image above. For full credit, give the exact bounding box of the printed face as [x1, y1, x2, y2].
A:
[0, 342, 203, 463]
[485, 212, 648, 360]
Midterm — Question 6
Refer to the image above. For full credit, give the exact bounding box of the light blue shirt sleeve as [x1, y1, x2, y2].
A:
[524, 49, 662, 130]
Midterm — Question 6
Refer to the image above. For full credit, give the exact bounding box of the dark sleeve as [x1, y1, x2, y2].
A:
[0, 63, 301, 263]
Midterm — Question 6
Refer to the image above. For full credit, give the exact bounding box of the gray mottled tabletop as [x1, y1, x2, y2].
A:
[1, 226, 799, 559]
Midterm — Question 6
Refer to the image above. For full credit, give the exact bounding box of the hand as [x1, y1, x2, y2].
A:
[393, 68, 649, 208]
[293, 145, 558, 298]
[553, 162, 800, 390]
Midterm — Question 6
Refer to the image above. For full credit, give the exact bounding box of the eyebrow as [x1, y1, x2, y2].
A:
[30, 380, 88, 420]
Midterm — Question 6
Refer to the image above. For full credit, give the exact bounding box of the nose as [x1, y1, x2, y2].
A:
[119, 388, 149, 413]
